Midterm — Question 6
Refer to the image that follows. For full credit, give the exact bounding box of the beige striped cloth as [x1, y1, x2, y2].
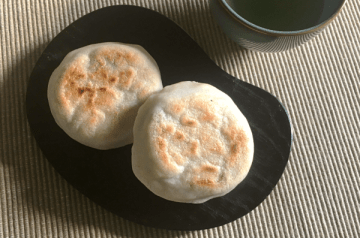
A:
[1, 0, 359, 237]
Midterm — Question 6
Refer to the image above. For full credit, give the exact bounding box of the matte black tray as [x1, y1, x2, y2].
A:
[26, 5, 293, 231]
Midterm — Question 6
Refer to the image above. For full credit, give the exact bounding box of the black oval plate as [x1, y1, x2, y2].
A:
[26, 5, 293, 231]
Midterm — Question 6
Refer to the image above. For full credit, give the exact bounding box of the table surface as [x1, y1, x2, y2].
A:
[0, 0, 359, 237]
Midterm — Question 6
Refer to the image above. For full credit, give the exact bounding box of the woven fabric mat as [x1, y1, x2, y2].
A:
[1, 0, 359, 237]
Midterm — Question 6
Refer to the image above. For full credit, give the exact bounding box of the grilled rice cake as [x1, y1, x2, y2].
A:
[132, 81, 254, 203]
[47, 42, 162, 150]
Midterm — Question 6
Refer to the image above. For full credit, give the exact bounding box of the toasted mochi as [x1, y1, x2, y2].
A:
[47, 42, 162, 150]
[132, 81, 254, 203]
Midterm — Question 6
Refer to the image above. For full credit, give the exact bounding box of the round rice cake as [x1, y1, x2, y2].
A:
[132, 81, 254, 203]
[47, 42, 162, 150]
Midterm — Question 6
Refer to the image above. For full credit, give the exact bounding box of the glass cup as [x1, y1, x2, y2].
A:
[210, 0, 347, 52]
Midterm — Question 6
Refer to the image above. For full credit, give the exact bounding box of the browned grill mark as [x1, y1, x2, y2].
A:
[157, 137, 166, 150]
[118, 68, 136, 89]
[194, 179, 216, 187]
[155, 137, 179, 173]
[78, 88, 85, 95]
[201, 165, 218, 173]
[223, 126, 249, 165]
[125, 52, 140, 63]
[168, 102, 185, 115]
[174, 131, 185, 141]
[94, 47, 140, 66]
[157, 124, 175, 135]
[190, 97, 218, 123]
[201, 111, 217, 122]
[189, 141, 199, 155]
[209, 141, 224, 154]
[109, 76, 118, 84]
[191, 164, 220, 188]
[181, 116, 198, 127]
[168, 149, 186, 166]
